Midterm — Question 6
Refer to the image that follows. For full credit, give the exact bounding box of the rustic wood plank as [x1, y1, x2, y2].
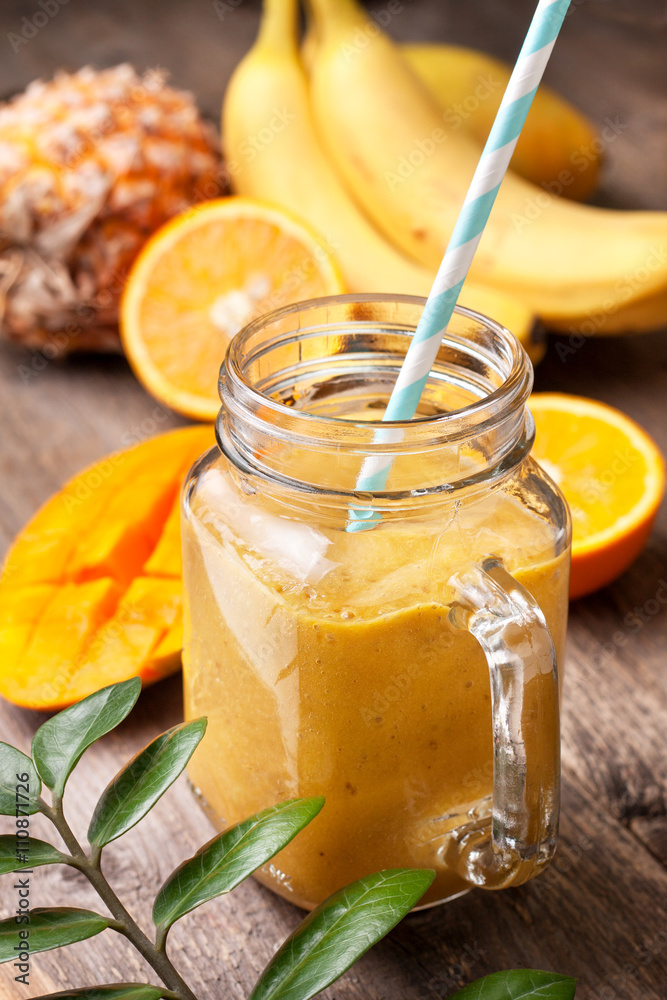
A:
[0, 0, 666, 998]
[630, 816, 667, 868]
[536, 331, 667, 860]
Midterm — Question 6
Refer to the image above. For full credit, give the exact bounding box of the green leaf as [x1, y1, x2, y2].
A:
[449, 970, 577, 1000]
[87, 718, 207, 848]
[153, 797, 325, 931]
[0, 908, 110, 963]
[0, 742, 41, 815]
[32, 679, 142, 797]
[0, 835, 69, 875]
[249, 868, 435, 1000]
[31, 985, 168, 1000]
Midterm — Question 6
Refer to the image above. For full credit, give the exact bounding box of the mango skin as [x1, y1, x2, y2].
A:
[0, 424, 213, 711]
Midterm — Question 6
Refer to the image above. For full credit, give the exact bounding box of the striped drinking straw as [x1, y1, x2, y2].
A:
[348, 0, 572, 530]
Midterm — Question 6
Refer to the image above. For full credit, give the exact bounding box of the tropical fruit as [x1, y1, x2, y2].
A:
[0, 65, 221, 353]
[223, 0, 543, 360]
[529, 393, 665, 599]
[0, 425, 214, 710]
[306, 0, 667, 329]
[402, 43, 600, 201]
[120, 197, 345, 421]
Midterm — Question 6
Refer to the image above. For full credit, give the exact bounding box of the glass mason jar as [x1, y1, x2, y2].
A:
[182, 294, 571, 910]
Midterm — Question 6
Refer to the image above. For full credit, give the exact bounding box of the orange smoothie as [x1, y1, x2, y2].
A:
[182, 460, 568, 909]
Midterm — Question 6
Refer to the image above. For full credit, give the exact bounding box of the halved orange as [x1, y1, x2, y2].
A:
[529, 393, 665, 600]
[120, 197, 345, 421]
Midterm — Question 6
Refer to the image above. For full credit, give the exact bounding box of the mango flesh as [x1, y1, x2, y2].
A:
[0, 425, 214, 710]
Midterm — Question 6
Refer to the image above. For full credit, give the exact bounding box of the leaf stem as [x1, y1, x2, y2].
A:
[43, 797, 199, 1000]
[155, 923, 168, 954]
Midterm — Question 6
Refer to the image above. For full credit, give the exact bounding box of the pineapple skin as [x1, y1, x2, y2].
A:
[0, 64, 224, 354]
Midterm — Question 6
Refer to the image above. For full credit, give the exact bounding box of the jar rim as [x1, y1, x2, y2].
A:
[223, 293, 532, 440]
[217, 294, 534, 499]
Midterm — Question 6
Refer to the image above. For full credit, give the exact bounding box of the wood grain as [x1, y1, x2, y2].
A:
[1, 1, 666, 998]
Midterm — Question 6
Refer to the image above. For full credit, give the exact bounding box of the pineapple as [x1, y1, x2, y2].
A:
[0, 64, 223, 353]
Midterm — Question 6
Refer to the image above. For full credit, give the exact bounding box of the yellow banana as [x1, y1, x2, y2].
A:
[307, 0, 667, 329]
[222, 0, 543, 360]
[302, 21, 600, 203]
[402, 43, 600, 203]
[548, 284, 667, 336]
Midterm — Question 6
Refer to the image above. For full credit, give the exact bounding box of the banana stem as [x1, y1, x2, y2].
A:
[301, 0, 318, 47]
[307, 0, 362, 37]
[257, 0, 299, 52]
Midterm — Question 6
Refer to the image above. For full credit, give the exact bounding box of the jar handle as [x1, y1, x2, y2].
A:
[446, 557, 560, 889]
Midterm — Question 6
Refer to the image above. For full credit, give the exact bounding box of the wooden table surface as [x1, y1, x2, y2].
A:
[1, 1, 666, 998]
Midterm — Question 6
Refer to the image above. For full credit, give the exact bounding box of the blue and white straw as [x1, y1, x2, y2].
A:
[348, 0, 572, 530]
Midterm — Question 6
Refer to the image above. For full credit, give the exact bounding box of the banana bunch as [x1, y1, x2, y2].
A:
[223, 0, 667, 347]
[223, 0, 542, 360]
[401, 44, 600, 203]
[301, 30, 601, 203]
